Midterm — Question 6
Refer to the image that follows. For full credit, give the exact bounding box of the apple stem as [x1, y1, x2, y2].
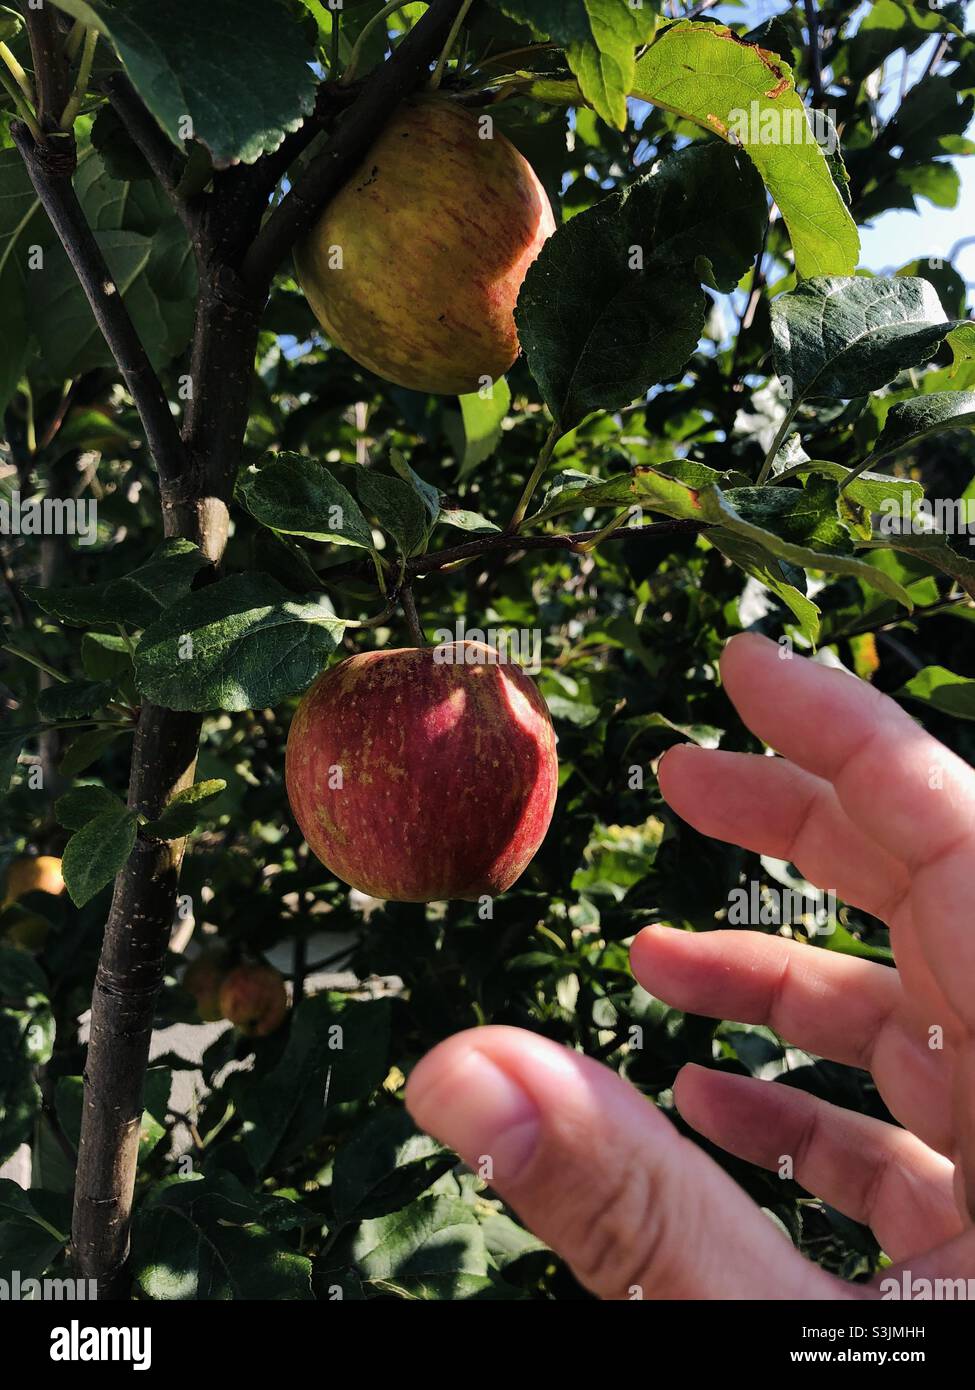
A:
[506, 421, 560, 533]
[400, 584, 426, 646]
[428, 0, 474, 90]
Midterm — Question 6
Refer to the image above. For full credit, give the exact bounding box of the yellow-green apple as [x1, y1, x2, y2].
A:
[294, 97, 556, 395]
[218, 963, 289, 1037]
[285, 642, 558, 902]
[183, 949, 231, 1022]
[3, 854, 65, 904]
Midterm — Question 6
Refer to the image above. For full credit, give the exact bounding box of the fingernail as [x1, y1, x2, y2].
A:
[407, 1047, 541, 1182]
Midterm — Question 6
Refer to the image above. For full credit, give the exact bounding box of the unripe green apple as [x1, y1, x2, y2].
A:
[218, 963, 289, 1037]
[285, 642, 559, 902]
[294, 97, 555, 395]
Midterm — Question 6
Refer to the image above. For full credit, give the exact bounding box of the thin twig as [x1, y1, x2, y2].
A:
[10, 122, 188, 486]
[23, 2, 70, 128]
[400, 584, 425, 645]
[803, 0, 824, 108]
[100, 73, 196, 236]
[507, 422, 559, 532]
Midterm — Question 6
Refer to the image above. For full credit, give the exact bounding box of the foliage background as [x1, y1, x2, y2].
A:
[1, 0, 975, 1299]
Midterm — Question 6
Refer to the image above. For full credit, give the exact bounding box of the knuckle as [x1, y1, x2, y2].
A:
[553, 1158, 671, 1300]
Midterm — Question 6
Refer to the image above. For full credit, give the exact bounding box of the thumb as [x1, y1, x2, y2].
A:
[406, 1027, 846, 1301]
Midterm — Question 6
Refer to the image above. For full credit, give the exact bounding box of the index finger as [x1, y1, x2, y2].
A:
[720, 633, 975, 873]
[720, 633, 975, 1026]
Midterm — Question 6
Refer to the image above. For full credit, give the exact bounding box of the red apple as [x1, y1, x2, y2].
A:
[294, 96, 556, 395]
[285, 642, 558, 902]
[218, 964, 289, 1037]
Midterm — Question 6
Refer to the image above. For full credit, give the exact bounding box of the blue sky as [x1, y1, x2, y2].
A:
[704, 0, 975, 283]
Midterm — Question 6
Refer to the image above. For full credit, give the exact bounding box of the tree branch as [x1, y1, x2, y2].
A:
[242, 0, 465, 292]
[206, 79, 363, 268]
[23, 0, 70, 129]
[72, 705, 203, 1296]
[10, 121, 189, 486]
[407, 519, 707, 577]
[21, 0, 472, 1301]
[99, 72, 199, 237]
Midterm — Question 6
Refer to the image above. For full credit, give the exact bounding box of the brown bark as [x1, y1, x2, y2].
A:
[13, 0, 466, 1297]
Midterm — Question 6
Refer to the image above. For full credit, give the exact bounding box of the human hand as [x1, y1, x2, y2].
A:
[405, 632, 975, 1299]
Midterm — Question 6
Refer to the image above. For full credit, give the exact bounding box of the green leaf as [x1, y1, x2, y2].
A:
[389, 450, 442, 523]
[454, 379, 511, 478]
[62, 807, 138, 908]
[529, 464, 690, 525]
[81, 632, 134, 683]
[0, 149, 43, 409]
[331, 1109, 453, 1223]
[0, 257, 28, 416]
[820, 920, 894, 965]
[56, 784, 125, 830]
[355, 470, 431, 557]
[134, 573, 347, 713]
[0, 723, 41, 791]
[701, 485, 913, 609]
[898, 666, 975, 720]
[131, 1173, 313, 1300]
[569, 466, 913, 609]
[493, 0, 657, 129]
[771, 276, 957, 402]
[90, 104, 153, 181]
[480, 1210, 548, 1269]
[354, 1196, 488, 1283]
[59, 726, 131, 777]
[437, 509, 501, 534]
[0, 949, 53, 1164]
[35, 230, 154, 378]
[0, 1180, 68, 1284]
[946, 322, 975, 377]
[787, 461, 923, 516]
[866, 529, 975, 591]
[238, 452, 375, 549]
[144, 779, 227, 839]
[37, 680, 114, 721]
[239, 994, 391, 1174]
[48, 0, 317, 167]
[631, 21, 859, 277]
[709, 530, 821, 643]
[0, 7, 22, 42]
[26, 539, 208, 629]
[517, 222, 700, 434]
[870, 391, 975, 462]
[516, 140, 765, 431]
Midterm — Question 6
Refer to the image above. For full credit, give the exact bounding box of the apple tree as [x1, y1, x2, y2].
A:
[1, 0, 975, 1301]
